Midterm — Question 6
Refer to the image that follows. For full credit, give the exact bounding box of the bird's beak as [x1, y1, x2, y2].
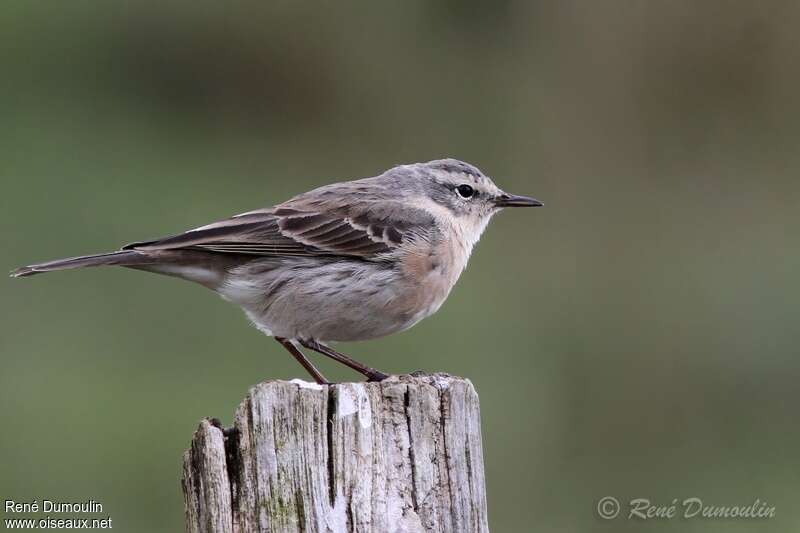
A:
[494, 193, 544, 208]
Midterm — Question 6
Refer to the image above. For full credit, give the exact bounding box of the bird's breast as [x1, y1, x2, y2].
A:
[395, 235, 471, 325]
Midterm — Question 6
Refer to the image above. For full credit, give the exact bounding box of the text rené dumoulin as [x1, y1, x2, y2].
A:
[5, 500, 103, 514]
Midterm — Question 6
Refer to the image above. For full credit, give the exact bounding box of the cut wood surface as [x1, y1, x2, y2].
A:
[182, 373, 489, 533]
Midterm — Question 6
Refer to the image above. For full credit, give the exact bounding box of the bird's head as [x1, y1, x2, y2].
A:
[369, 158, 543, 251]
[406, 158, 542, 226]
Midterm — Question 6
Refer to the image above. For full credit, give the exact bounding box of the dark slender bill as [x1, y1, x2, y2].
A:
[494, 193, 544, 208]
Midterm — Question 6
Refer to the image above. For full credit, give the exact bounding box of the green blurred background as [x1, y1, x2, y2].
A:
[2, 1, 799, 531]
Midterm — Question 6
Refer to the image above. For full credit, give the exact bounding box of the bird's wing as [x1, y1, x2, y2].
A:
[124, 196, 437, 261]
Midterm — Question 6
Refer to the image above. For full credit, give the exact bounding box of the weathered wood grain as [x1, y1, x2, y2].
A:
[182, 374, 488, 533]
[183, 418, 234, 533]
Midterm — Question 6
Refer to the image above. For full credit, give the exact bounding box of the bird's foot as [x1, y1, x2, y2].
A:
[366, 370, 390, 382]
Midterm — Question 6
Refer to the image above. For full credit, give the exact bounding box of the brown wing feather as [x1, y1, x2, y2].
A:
[123, 174, 439, 260]
[123, 199, 436, 261]
[123, 213, 313, 256]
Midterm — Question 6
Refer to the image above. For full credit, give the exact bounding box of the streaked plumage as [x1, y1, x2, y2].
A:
[12, 159, 542, 382]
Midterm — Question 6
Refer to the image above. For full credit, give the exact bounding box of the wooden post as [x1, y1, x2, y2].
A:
[182, 373, 489, 533]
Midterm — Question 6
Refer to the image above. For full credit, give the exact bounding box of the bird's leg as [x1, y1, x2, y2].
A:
[299, 339, 389, 382]
[275, 337, 330, 385]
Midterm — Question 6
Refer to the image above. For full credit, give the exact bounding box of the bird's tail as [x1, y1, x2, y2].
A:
[10, 250, 150, 278]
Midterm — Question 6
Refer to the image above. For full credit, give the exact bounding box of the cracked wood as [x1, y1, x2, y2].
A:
[182, 374, 489, 533]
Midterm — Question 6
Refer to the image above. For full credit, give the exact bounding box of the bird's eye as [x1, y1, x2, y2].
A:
[456, 184, 475, 199]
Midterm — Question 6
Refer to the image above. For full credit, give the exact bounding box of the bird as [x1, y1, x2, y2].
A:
[11, 159, 542, 384]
